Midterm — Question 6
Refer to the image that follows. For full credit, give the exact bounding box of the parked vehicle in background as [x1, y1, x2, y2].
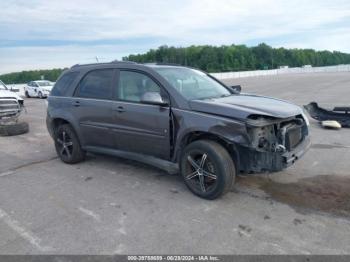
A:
[25, 80, 54, 98]
[0, 80, 24, 106]
[47, 62, 310, 199]
[0, 80, 28, 136]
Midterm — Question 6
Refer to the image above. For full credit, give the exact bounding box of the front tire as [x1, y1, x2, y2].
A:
[54, 124, 85, 164]
[180, 140, 235, 200]
[25, 91, 30, 98]
[38, 91, 43, 99]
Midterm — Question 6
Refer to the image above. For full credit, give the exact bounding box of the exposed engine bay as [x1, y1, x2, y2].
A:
[247, 115, 308, 152]
[238, 114, 310, 173]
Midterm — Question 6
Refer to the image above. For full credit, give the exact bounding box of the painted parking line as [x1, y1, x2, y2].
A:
[0, 208, 54, 252]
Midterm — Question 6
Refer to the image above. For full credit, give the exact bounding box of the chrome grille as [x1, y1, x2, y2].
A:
[0, 97, 20, 118]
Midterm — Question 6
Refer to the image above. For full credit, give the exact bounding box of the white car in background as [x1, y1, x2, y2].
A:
[24, 80, 54, 98]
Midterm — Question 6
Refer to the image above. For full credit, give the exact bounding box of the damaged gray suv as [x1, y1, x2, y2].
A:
[47, 62, 310, 199]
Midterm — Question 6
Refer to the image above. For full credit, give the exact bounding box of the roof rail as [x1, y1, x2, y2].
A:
[150, 62, 183, 66]
[111, 60, 138, 64]
[70, 60, 139, 69]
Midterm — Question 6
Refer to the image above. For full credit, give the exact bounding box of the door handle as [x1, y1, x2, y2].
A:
[114, 106, 125, 113]
[73, 101, 80, 107]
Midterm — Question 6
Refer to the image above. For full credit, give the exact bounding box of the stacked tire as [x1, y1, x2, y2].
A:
[0, 122, 29, 136]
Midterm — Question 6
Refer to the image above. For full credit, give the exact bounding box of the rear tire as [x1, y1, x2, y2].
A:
[25, 91, 30, 98]
[54, 124, 85, 164]
[38, 91, 43, 99]
[180, 140, 235, 200]
[0, 122, 29, 136]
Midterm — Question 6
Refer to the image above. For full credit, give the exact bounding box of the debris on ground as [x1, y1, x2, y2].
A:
[304, 102, 350, 128]
[321, 120, 342, 129]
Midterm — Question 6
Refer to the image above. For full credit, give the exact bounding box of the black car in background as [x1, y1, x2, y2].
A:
[47, 62, 310, 199]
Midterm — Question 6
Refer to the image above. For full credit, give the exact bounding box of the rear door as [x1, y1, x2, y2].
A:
[111, 70, 171, 159]
[27, 82, 36, 96]
[71, 68, 116, 148]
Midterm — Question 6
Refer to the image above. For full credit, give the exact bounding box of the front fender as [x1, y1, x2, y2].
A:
[171, 108, 250, 161]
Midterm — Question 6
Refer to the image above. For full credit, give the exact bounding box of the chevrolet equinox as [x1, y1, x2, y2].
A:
[47, 62, 310, 199]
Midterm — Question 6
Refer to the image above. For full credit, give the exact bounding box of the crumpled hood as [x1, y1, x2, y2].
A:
[0, 90, 23, 101]
[189, 93, 302, 120]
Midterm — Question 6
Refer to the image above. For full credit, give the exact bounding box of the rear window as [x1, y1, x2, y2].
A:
[75, 69, 114, 100]
[51, 72, 79, 96]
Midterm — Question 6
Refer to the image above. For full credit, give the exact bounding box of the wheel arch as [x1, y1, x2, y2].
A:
[49, 116, 84, 145]
[52, 117, 71, 130]
[175, 131, 240, 172]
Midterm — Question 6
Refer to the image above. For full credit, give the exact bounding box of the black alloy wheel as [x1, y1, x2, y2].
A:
[54, 124, 85, 164]
[180, 140, 235, 199]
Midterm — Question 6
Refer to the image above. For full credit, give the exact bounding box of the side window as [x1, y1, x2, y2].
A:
[117, 71, 161, 103]
[75, 69, 114, 100]
[51, 72, 79, 97]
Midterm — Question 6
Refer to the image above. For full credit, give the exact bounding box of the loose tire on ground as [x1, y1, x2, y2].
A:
[0, 122, 29, 136]
[180, 140, 236, 200]
[54, 124, 85, 164]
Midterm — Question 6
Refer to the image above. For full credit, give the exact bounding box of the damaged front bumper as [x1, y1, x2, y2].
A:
[237, 114, 310, 173]
[238, 136, 310, 172]
[282, 135, 311, 167]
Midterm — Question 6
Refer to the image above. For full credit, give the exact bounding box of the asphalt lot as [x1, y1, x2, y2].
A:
[1, 72, 350, 254]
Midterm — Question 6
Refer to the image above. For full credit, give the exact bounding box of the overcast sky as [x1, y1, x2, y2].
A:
[1, 0, 350, 74]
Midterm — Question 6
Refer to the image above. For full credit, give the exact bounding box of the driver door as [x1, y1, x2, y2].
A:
[111, 70, 171, 160]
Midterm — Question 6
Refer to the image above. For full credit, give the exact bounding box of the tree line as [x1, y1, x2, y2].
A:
[1, 43, 350, 84]
[123, 43, 350, 72]
[0, 68, 65, 85]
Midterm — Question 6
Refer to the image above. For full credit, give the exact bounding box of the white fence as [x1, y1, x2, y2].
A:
[4, 64, 350, 96]
[211, 64, 350, 80]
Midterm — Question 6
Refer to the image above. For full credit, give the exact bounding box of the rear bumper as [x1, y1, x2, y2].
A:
[237, 136, 311, 173]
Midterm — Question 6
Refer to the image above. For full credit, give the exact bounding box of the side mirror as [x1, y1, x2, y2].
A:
[231, 85, 242, 93]
[141, 92, 169, 106]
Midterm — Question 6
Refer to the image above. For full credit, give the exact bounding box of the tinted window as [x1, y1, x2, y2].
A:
[76, 69, 113, 100]
[118, 71, 161, 102]
[51, 72, 79, 96]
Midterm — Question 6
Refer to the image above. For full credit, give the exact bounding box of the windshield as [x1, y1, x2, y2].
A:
[37, 81, 53, 87]
[0, 80, 8, 90]
[153, 67, 231, 100]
